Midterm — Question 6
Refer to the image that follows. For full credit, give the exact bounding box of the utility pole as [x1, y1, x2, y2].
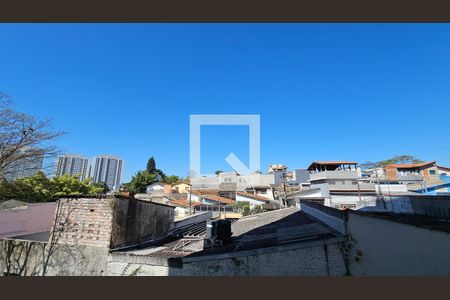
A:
[282, 171, 288, 207]
[188, 184, 192, 215]
[374, 168, 387, 209]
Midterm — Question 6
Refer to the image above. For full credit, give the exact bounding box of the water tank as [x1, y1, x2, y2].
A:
[204, 219, 232, 248]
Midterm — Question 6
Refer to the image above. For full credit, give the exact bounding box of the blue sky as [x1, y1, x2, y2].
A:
[1, 24, 449, 182]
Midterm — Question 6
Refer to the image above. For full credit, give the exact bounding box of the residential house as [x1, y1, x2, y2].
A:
[384, 161, 438, 185]
[291, 161, 377, 210]
[235, 192, 270, 208]
[171, 181, 190, 194]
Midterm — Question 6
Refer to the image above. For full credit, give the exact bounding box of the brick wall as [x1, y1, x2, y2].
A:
[52, 197, 175, 249]
[53, 198, 114, 248]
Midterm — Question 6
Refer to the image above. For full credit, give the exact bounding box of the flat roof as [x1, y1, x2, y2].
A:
[307, 161, 358, 170]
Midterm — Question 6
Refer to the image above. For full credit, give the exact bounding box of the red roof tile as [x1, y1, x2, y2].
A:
[191, 189, 219, 195]
[169, 199, 201, 208]
[202, 195, 235, 205]
[386, 161, 436, 169]
[236, 192, 270, 202]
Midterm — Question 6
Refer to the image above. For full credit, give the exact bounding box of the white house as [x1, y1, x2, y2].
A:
[235, 192, 270, 208]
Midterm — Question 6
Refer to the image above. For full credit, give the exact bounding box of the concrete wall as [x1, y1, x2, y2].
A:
[329, 195, 376, 209]
[110, 198, 174, 249]
[409, 196, 450, 220]
[106, 241, 347, 276]
[347, 212, 450, 275]
[0, 239, 109, 276]
[179, 243, 346, 276]
[298, 201, 346, 234]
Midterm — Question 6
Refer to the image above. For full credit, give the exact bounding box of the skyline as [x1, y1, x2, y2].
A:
[1, 23, 450, 181]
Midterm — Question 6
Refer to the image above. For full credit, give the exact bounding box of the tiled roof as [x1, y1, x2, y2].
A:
[202, 194, 235, 205]
[169, 199, 190, 208]
[190, 207, 340, 256]
[191, 189, 219, 195]
[437, 165, 450, 172]
[386, 161, 436, 169]
[236, 192, 270, 202]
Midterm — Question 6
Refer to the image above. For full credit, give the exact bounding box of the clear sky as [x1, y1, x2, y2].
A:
[1, 24, 449, 182]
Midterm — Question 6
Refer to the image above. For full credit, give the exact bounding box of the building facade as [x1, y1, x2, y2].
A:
[3, 148, 44, 181]
[54, 154, 89, 180]
[89, 155, 123, 191]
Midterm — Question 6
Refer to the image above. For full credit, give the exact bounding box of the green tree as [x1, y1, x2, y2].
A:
[89, 181, 110, 194]
[154, 168, 166, 182]
[0, 172, 108, 203]
[215, 170, 223, 175]
[129, 171, 158, 193]
[236, 201, 250, 216]
[11, 171, 52, 202]
[163, 175, 180, 185]
[146, 156, 156, 174]
[360, 155, 424, 170]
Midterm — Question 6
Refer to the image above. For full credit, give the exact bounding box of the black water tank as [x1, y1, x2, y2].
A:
[206, 219, 232, 241]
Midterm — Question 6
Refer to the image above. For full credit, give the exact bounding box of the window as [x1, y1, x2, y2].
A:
[429, 170, 436, 175]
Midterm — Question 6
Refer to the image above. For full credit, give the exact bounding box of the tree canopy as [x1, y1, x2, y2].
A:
[146, 156, 156, 173]
[126, 156, 183, 193]
[128, 171, 158, 193]
[163, 175, 180, 185]
[0, 171, 107, 203]
[360, 155, 424, 170]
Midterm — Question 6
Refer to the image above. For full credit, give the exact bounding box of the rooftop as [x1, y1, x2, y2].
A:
[437, 165, 450, 172]
[113, 207, 342, 260]
[190, 189, 219, 195]
[202, 194, 236, 205]
[169, 199, 202, 208]
[307, 161, 358, 171]
[386, 161, 436, 169]
[236, 192, 270, 202]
